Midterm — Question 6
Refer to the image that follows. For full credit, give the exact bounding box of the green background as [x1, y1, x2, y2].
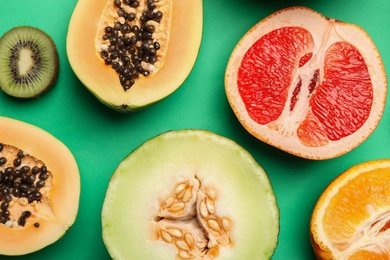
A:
[0, 0, 389, 259]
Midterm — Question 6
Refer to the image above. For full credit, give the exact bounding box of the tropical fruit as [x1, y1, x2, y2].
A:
[225, 6, 387, 160]
[310, 159, 390, 259]
[67, 0, 202, 112]
[0, 26, 59, 98]
[0, 116, 80, 255]
[102, 130, 279, 259]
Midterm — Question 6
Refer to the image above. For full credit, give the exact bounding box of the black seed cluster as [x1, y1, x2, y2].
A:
[0, 144, 49, 226]
[100, 0, 163, 91]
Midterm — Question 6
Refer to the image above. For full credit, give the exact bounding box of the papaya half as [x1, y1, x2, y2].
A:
[0, 117, 80, 255]
[67, 0, 203, 112]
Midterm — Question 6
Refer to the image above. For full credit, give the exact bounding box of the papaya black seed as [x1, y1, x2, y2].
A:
[17, 151, 24, 158]
[127, 13, 136, 22]
[0, 144, 3, 152]
[32, 166, 40, 175]
[4, 195, 11, 203]
[39, 172, 48, 181]
[117, 8, 125, 17]
[0, 157, 7, 166]
[1, 202, 8, 211]
[20, 184, 29, 193]
[18, 217, 26, 227]
[5, 167, 14, 175]
[27, 175, 36, 184]
[13, 158, 21, 167]
[2, 210, 10, 217]
[36, 180, 45, 189]
[34, 222, 40, 228]
[114, 0, 121, 7]
[14, 169, 21, 178]
[130, 1, 139, 8]
[12, 188, 20, 197]
[21, 165, 30, 174]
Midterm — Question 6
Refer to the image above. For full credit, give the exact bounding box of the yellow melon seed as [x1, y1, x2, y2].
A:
[207, 219, 220, 232]
[182, 187, 192, 202]
[184, 233, 195, 248]
[199, 201, 208, 218]
[161, 230, 173, 243]
[168, 228, 183, 238]
[222, 218, 230, 232]
[174, 182, 187, 195]
[178, 250, 192, 259]
[169, 202, 185, 212]
[162, 196, 175, 208]
[205, 198, 215, 214]
[205, 187, 217, 200]
[176, 240, 190, 251]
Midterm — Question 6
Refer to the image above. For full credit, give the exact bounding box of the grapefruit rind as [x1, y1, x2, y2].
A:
[310, 159, 390, 259]
[225, 6, 387, 159]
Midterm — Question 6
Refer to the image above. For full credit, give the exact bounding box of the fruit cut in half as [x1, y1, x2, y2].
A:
[67, 0, 203, 112]
[102, 130, 279, 259]
[0, 117, 80, 255]
[310, 159, 390, 259]
[0, 26, 59, 98]
[225, 6, 387, 160]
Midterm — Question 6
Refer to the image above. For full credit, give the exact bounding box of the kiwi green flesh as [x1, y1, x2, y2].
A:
[0, 26, 59, 98]
[102, 130, 280, 259]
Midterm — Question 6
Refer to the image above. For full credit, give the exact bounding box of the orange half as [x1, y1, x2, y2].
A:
[310, 159, 390, 259]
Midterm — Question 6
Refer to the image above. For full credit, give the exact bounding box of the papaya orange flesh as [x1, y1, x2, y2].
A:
[67, 0, 203, 112]
[0, 117, 80, 256]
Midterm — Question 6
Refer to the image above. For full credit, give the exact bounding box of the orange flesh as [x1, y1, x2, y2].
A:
[311, 160, 390, 259]
[324, 168, 390, 244]
[237, 26, 373, 147]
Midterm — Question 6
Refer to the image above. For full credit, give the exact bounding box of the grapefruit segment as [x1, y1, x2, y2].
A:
[225, 6, 387, 159]
[310, 159, 390, 259]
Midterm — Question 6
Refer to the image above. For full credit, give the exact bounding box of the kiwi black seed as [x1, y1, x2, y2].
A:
[0, 26, 59, 98]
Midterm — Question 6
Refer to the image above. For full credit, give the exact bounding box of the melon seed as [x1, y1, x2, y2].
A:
[167, 228, 182, 238]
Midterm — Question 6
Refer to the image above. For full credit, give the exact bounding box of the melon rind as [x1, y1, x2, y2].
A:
[101, 130, 279, 259]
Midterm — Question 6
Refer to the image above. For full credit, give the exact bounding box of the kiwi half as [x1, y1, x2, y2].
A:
[0, 26, 59, 98]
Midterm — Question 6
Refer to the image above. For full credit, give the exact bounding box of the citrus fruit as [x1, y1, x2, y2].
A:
[310, 159, 390, 259]
[225, 6, 387, 159]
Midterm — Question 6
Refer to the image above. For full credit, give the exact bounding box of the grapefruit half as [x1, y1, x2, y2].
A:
[225, 6, 387, 160]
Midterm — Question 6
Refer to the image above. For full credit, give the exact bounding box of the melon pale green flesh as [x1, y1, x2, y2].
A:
[101, 130, 279, 259]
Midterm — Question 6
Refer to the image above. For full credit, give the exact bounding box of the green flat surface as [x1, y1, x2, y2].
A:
[0, 0, 389, 259]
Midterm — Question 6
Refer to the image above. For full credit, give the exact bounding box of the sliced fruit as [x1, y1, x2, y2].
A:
[225, 6, 387, 159]
[0, 26, 59, 98]
[310, 159, 390, 259]
[67, 0, 202, 112]
[0, 116, 80, 256]
[102, 130, 279, 259]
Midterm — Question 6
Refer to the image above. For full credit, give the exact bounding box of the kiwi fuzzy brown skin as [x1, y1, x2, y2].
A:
[0, 26, 59, 99]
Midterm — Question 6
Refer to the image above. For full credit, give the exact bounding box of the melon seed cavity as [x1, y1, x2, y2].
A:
[0, 143, 53, 228]
[97, 0, 172, 91]
[154, 176, 232, 259]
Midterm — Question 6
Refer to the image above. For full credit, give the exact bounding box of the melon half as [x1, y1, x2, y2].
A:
[225, 6, 387, 160]
[101, 130, 279, 259]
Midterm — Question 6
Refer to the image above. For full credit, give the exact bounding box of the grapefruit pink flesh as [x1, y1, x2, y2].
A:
[237, 26, 373, 147]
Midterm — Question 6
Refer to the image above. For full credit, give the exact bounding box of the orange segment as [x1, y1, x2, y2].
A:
[310, 159, 390, 259]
